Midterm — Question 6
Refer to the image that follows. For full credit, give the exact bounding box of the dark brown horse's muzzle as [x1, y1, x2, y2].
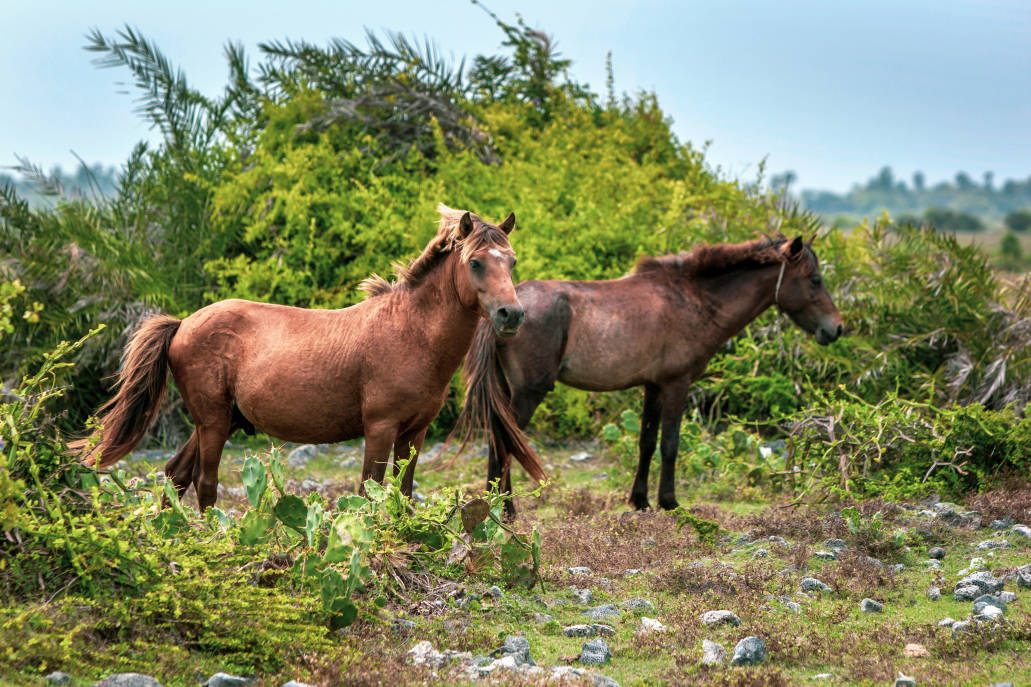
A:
[492, 305, 525, 337]
[816, 322, 844, 345]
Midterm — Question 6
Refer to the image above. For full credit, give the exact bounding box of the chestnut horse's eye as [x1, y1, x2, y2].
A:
[470, 259, 482, 270]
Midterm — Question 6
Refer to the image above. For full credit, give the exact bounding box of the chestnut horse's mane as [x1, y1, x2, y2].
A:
[360, 203, 510, 298]
[633, 234, 808, 281]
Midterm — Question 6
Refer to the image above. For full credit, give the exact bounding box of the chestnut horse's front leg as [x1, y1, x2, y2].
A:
[392, 427, 427, 497]
[628, 384, 661, 510]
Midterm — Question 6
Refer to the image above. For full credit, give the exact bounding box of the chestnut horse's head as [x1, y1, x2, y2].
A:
[454, 210, 524, 337]
[773, 236, 843, 345]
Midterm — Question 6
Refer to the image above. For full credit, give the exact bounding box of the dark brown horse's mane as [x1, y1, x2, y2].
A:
[360, 203, 510, 298]
[633, 234, 807, 281]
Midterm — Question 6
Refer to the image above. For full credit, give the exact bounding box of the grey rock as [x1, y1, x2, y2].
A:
[569, 451, 592, 462]
[639, 617, 667, 633]
[1017, 564, 1031, 589]
[768, 535, 791, 548]
[813, 674, 833, 680]
[392, 618, 416, 633]
[923, 559, 942, 570]
[890, 563, 905, 574]
[784, 600, 802, 614]
[992, 683, 1015, 687]
[298, 478, 321, 494]
[976, 539, 1010, 551]
[591, 676, 621, 687]
[338, 456, 360, 469]
[204, 674, 250, 687]
[488, 585, 504, 599]
[999, 591, 1017, 603]
[412, 492, 426, 504]
[287, 444, 319, 467]
[990, 518, 1013, 530]
[585, 604, 621, 621]
[1012, 524, 1031, 540]
[572, 587, 593, 605]
[952, 620, 972, 633]
[533, 613, 554, 623]
[956, 571, 1004, 594]
[801, 577, 832, 593]
[580, 638, 612, 666]
[94, 675, 164, 687]
[927, 586, 941, 601]
[623, 568, 642, 576]
[700, 639, 727, 666]
[700, 609, 741, 626]
[622, 598, 655, 612]
[814, 550, 837, 560]
[730, 636, 767, 666]
[937, 617, 956, 627]
[569, 566, 592, 575]
[894, 675, 916, 687]
[592, 624, 616, 637]
[753, 548, 769, 558]
[642, 538, 657, 548]
[495, 635, 535, 667]
[281, 682, 315, 687]
[974, 604, 1004, 622]
[824, 538, 848, 551]
[45, 673, 72, 686]
[927, 546, 946, 560]
[563, 624, 596, 637]
[954, 585, 981, 601]
[860, 598, 882, 613]
[407, 640, 446, 668]
[973, 593, 1006, 613]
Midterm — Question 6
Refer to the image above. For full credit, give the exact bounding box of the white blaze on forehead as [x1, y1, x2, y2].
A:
[489, 248, 505, 259]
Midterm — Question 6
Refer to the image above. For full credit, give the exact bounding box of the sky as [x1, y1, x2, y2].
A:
[1, 0, 1028, 193]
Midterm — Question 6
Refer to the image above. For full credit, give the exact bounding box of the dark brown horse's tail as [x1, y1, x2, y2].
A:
[71, 315, 181, 468]
[448, 321, 547, 484]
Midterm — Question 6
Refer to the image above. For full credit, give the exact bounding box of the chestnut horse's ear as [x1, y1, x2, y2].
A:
[498, 212, 516, 235]
[787, 236, 804, 258]
[459, 212, 474, 239]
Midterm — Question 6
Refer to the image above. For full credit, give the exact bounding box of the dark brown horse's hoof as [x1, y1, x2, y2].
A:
[658, 497, 680, 511]
[628, 496, 651, 511]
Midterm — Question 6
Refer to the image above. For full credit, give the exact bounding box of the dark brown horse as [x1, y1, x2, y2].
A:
[454, 235, 843, 516]
[75, 204, 545, 509]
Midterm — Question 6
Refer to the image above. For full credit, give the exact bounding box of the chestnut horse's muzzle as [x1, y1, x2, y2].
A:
[492, 305, 525, 338]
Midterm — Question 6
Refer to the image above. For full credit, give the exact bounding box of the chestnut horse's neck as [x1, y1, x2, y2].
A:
[396, 250, 481, 373]
[693, 261, 782, 350]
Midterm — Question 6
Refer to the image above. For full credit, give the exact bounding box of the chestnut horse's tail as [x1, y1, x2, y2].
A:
[448, 321, 546, 484]
[72, 315, 181, 468]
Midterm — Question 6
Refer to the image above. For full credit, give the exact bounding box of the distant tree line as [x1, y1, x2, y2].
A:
[786, 165, 1031, 230]
[0, 163, 119, 206]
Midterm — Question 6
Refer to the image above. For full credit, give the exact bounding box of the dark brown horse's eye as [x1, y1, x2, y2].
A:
[811, 276, 822, 287]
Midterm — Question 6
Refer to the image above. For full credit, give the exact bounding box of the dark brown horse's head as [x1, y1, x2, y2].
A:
[455, 210, 524, 337]
[774, 236, 843, 345]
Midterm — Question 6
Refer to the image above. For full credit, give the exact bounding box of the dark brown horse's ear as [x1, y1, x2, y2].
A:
[459, 212, 474, 239]
[498, 212, 516, 235]
[805, 233, 817, 248]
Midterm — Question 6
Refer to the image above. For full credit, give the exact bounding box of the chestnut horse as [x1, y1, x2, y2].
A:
[453, 235, 843, 516]
[76, 204, 545, 509]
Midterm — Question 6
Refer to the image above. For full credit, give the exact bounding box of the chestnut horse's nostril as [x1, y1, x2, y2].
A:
[512, 307, 525, 328]
[497, 306, 512, 323]
[836, 323, 844, 338]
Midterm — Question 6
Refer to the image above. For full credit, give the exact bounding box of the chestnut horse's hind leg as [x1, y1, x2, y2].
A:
[628, 384, 661, 510]
[656, 383, 689, 511]
[360, 421, 398, 489]
[194, 412, 232, 510]
[392, 428, 427, 497]
[163, 430, 200, 500]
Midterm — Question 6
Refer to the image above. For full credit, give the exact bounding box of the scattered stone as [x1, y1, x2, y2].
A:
[412, 492, 426, 504]
[783, 600, 802, 614]
[927, 587, 941, 601]
[534, 613, 554, 624]
[801, 577, 832, 593]
[392, 618, 416, 633]
[338, 456, 360, 469]
[730, 636, 767, 666]
[753, 548, 769, 558]
[642, 538, 657, 548]
[622, 598, 654, 612]
[1017, 564, 1031, 589]
[1012, 524, 1031, 540]
[1000, 591, 1017, 603]
[281, 682, 314, 687]
[954, 585, 981, 601]
[976, 539, 1010, 551]
[814, 550, 837, 560]
[623, 568, 642, 577]
[956, 571, 1004, 594]
[824, 538, 848, 551]
[585, 604, 621, 621]
[992, 683, 1015, 687]
[974, 604, 1004, 622]
[937, 617, 956, 627]
[894, 673, 916, 687]
[580, 638, 612, 666]
[287, 444, 319, 467]
[768, 535, 791, 547]
[890, 563, 905, 574]
[572, 587, 594, 605]
[927, 546, 946, 560]
[204, 678, 249, 687]
[813, 674, 833, 680]
[701, 639, 727, 666]
[700, 609, 741, 626]
[493, 635, 535, 667]
[569, 451, 592, 462]
[94, 675, 164, 687]
[952, 620, 972, 634]
[860, 598, 882, 613]
[639, 617, 667, 633]
[488, 585, 504, 599]
[990, 518, 1013, 530]
[569, 566, 592, 575]
[45, 673, 72, 686]
[563, 624, 596, 637]
[923, 559, 942, 570]
[592, 624, 616, 636]
[973, 593, 1006, 613]
[407, 641, 446, 668]
[903, 643, 930, 658]
[591, 676, 621, 687]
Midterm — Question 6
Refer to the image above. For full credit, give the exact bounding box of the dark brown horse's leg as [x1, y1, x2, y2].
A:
[392, 428, 426, 497]
[628, 384, 661, 510]
[656, 385, 688, 511]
